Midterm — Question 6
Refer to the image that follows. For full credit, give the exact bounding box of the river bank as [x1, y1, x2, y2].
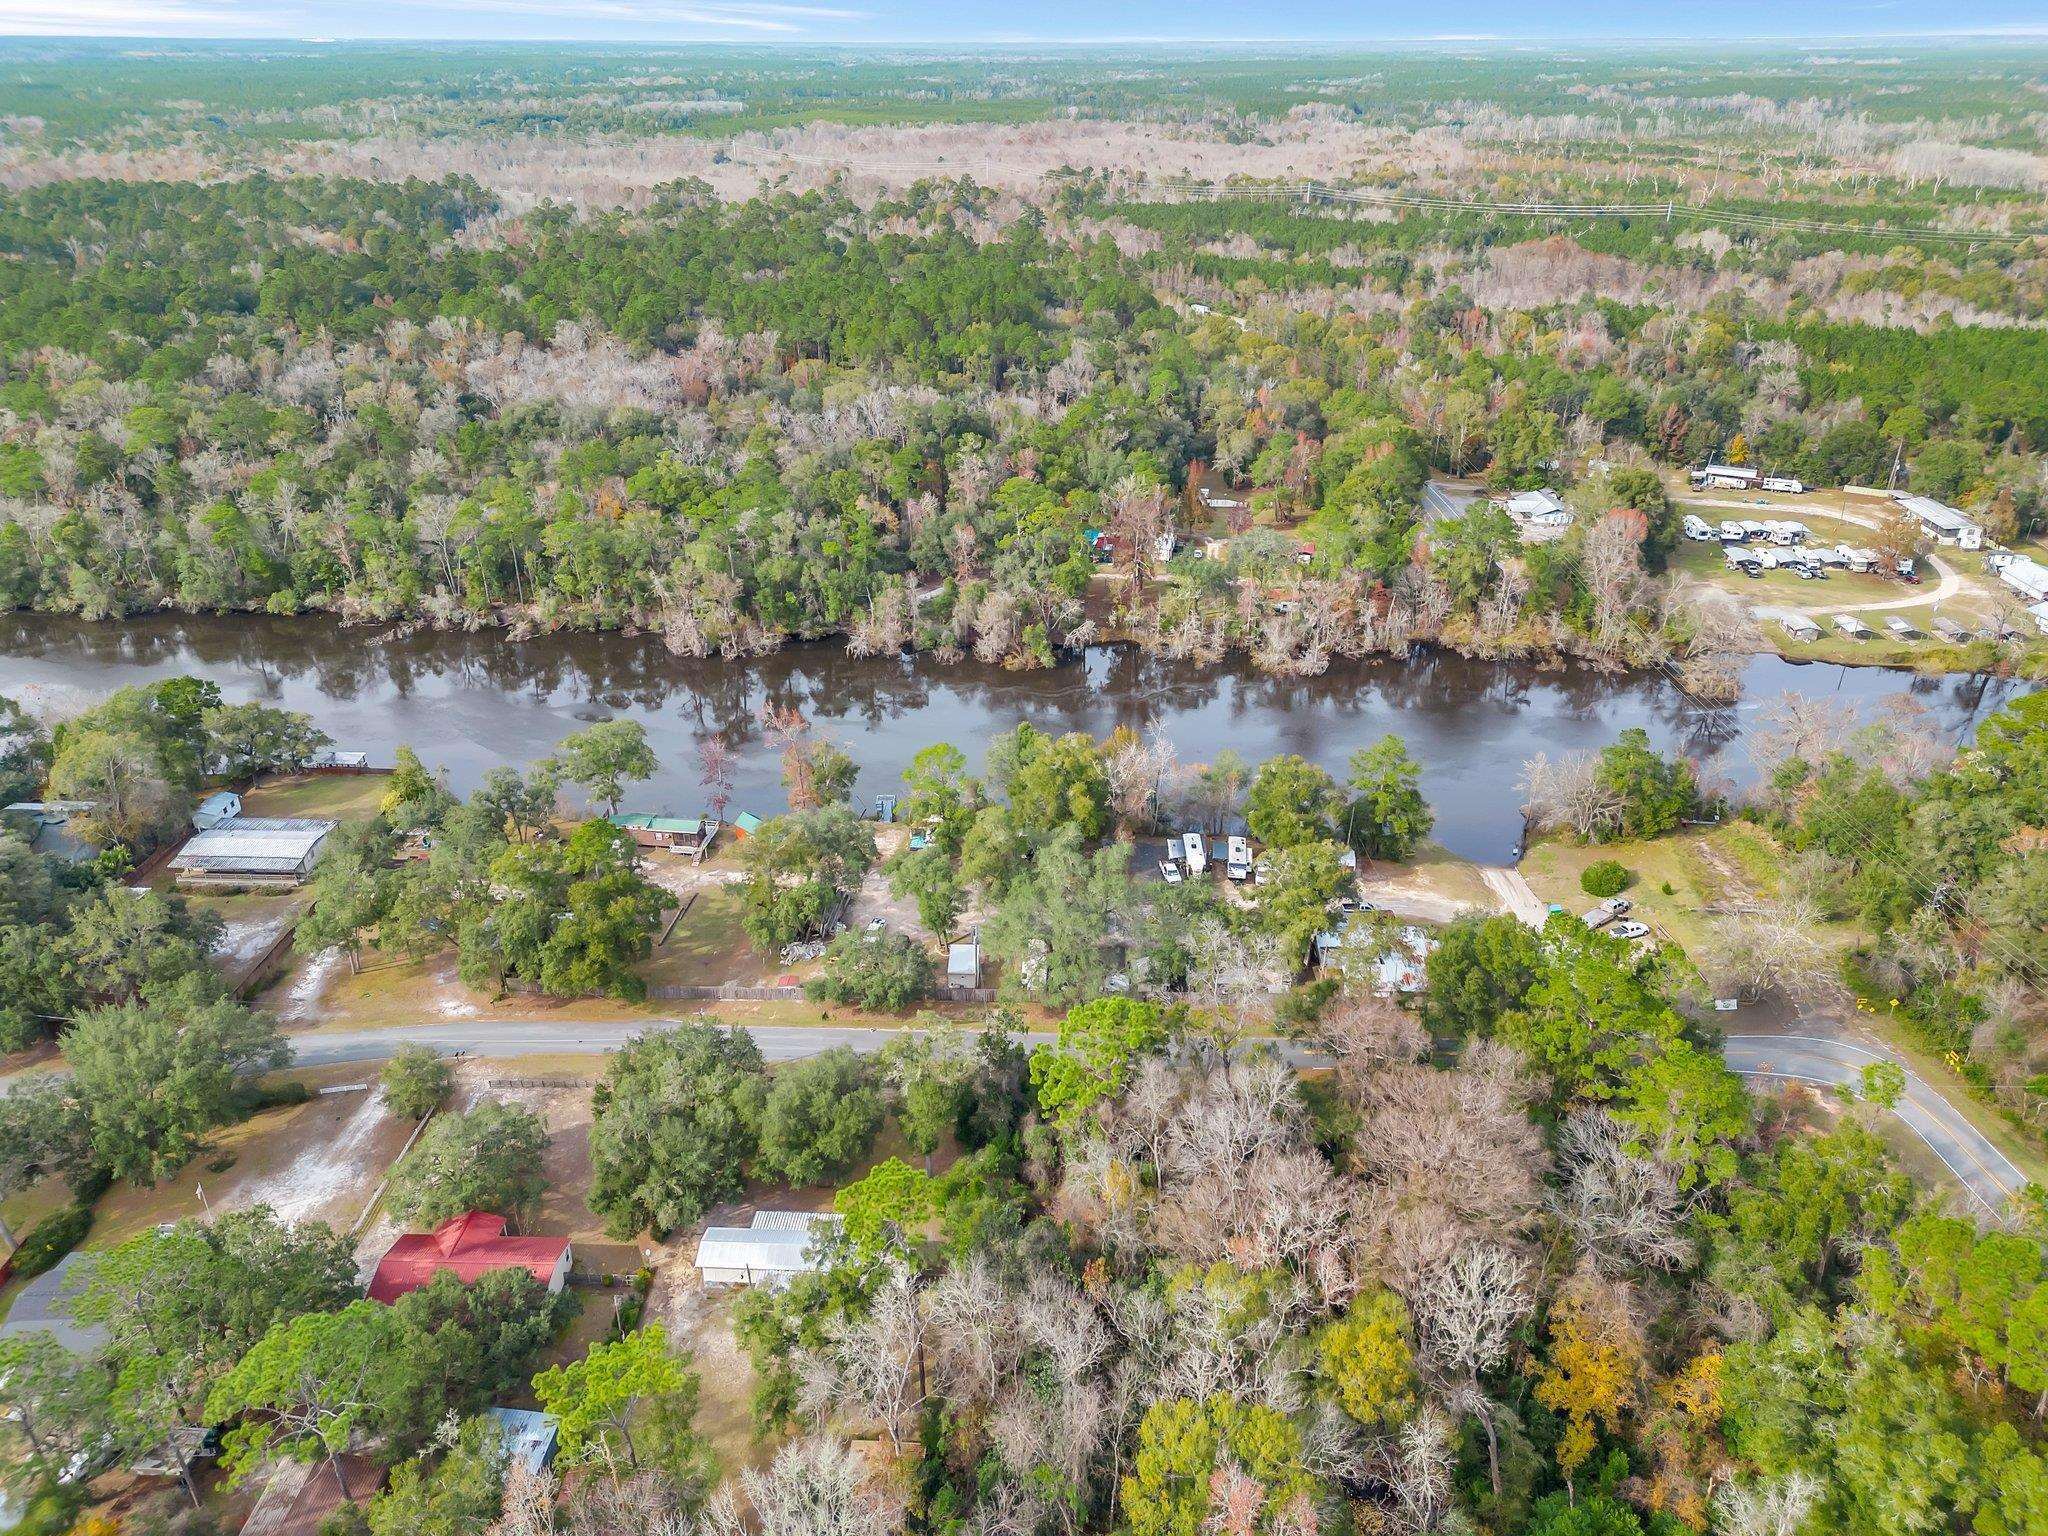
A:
[0, 611, 2027, 865]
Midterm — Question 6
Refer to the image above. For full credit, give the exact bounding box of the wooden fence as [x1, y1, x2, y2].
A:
[650, 982, 998, 1004]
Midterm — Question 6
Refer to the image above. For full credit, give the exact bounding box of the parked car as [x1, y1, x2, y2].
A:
[1610, 920, 1651, 940]
[1601, 896, 1632, 914]
[1159, 859, 1183, 885]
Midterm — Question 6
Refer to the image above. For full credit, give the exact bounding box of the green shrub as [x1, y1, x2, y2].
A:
[12, 1203, 93, 1279]
[1580, 860, 1632, 899]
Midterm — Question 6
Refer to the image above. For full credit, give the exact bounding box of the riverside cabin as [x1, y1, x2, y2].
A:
[609, 813, 718, 858]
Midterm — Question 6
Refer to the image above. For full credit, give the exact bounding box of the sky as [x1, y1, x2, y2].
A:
[5, 0, 2048, 44]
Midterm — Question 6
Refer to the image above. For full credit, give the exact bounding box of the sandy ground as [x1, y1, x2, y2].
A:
[87, 1073, 414, 1247]
[1354, 863, 1490, 924]
[845, 825, 927, 940]
[222, 1085, 398, 1228]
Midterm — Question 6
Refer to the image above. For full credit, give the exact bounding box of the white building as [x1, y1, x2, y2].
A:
[192, 790, 242, 831]
[947, 939, 981, 988]
[169, 817, 335, 887]
[2031, 601, 2048, 637]
[694, 1211, 844, 1287]
[1694, 463, 1760, 490]
[1894, 494, 1984, 550]
[1501, 488, 1574, 542]
[1991, 553, 2048, 604]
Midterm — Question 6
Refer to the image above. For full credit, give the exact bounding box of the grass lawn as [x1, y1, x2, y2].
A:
[640, 884, 763, 991]
[238, 771, 390, 822]
[1520, 821, 1864, 961]
[1673, 538, 1902, 610]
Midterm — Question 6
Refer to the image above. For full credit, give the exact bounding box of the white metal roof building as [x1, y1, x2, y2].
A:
[694, 1211, 844, 1287]
[192, 790, 242, 831]
[1894, 494, 1984, 550]
[1993, 554, 2048, 603]
[1501, 488, 1573, 544]
[169, 817, 336, 886]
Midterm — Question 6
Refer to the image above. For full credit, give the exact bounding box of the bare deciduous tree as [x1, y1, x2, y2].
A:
[697, 1438, 904, 1536]
[1712, 1473, 1822, 1536]
[1519, 749, 1624, 841]
[1548, 1111, 1697, 1274]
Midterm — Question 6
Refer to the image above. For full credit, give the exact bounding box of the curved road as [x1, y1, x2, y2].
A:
[285, 1020, 2024, 1214]
[1725, 1033, 2024, 1214]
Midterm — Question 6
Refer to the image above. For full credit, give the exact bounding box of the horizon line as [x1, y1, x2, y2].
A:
[10, 29, 2048, 46]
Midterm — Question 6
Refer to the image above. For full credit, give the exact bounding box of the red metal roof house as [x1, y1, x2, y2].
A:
[366, 1212, 572, 1303]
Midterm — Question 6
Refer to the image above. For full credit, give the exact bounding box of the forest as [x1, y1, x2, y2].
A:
[0, 37, 2046, 1536]
[0, 676, 2047, 1536]
[0, 43, 2042, 676]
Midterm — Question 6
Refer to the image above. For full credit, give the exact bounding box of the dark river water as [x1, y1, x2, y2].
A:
[0, 613, 2026, 864]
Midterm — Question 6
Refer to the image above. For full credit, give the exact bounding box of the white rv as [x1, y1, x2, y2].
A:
[1761, 476, 1806, 494]
[1182, 832, 1207, 875]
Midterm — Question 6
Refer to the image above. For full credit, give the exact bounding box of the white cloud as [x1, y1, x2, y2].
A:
[0, 0, 275, 31]
[0, 0, 868, 35]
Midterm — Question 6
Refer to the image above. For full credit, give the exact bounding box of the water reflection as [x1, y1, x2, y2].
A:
[0, 614, 2026, 865]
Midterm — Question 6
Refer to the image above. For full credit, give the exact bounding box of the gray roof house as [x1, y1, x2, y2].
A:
[1, 802, 96, 864]
[170, 817, 336, 887]
[0, 1254, 107, 1355]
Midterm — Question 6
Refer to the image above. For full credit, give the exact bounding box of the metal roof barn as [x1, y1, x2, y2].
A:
[694, 1211, 843, 1286]
[169, 817, 336, 885]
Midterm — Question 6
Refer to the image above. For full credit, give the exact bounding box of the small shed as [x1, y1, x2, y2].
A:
[1931, 617, 1970, 643]
[730, 811, 764, 838]
[947, 939, 981, 988]
[483, 1408, 560, 1476]
[192, 790, 242, 831]
[694, 1211, 843, 1287]
[1831, 615, 1872, 638]
[1781, 614, 1821, 642]
[1883, 616, 1917, 638]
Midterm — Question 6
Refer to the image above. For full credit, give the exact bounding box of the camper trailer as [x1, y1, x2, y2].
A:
[1226, 835, 1252, 881]
[1182, 832, 1207, 875]
[1761, 476, 1807, 494]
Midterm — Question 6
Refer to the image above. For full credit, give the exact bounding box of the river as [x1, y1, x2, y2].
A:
[0, 614, 2025, 865]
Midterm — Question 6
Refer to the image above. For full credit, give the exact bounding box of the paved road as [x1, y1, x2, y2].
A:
[286, 1020, 988, 1068]
[288, 1023, 2028, 1214]
[1725, 1032, 2024, 1213]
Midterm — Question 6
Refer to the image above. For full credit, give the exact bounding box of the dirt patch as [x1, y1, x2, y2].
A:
[665, 1285, 769, 1472]
[90, 1081, 412, 1247]
[278, 946, 345, 1023]
[460, 1065, 645, 1275]
[226, 1087, 398, 1227]
[846, 839, 929, 942]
